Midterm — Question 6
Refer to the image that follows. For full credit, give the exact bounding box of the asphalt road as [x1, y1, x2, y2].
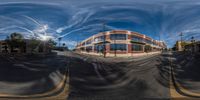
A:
[170, 51, 200, 97]
[67, 52, 171, 100]
[0, 51, 68, 96]
[0, 51, 199, 100]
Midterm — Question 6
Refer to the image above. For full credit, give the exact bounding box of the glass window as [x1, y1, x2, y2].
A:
[82, 42, 86, 46]
[145, 40, 153, 45]
[132, 36, 144, 42]
[94, 44, 105, 53]
[132, 44, 143, 51]
[110, 34, 127, 40]
[86, 40, 92, 45]
[86, 46, 92, 52]
[94, 36, 105, 42]
[110, 44, 127, 51]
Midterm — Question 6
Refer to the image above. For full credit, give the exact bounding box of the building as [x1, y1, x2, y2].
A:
[75, 30, 167, 57]
[0, 39, 52, 54]
[0, 41, 9, 53]
[175, 40, 200, 53]
[185, 41, 200, 53]
[176, 41, 184, 51]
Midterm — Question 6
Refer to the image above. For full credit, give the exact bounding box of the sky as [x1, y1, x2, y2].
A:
[0, 0, 200, 49]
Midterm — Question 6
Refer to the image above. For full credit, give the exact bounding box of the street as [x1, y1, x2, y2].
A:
[0, 51, 69, 97]
[0, 51, 199, 100]
[67, 52, 171, 100]
[170, 52, 200, 98]
[67, 51, 200, 100]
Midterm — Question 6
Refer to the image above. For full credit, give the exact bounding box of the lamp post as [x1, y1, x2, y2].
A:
[191, 36, 195, 53]
[58, 37, 62, 47]
[179, 32, 184, 51]
[114, 34, 117, 57]
[102, 22, 106, 58]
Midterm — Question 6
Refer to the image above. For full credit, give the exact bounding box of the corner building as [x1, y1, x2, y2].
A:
[75, 30, 167, 57]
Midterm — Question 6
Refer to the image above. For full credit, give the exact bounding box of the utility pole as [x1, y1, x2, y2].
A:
[191, 36, 195, 53]
[58, 37, 62, 47]
[158, 32, 161, 51]
[179, 32, 184, 51]
[103, 22, 106, 58]
[179, 32, 183, 43]
[114, 34, 117, 57]
[191, 36, 195, 43]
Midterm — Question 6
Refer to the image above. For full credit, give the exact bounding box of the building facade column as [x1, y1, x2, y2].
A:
[142, 45, 145, 52]
[128, 44, 132, 53]
[106, 44, 110, 53]
[105, 32, 110, 54]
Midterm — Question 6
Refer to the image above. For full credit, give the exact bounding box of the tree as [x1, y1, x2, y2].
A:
[6, 32, 26, 53]
[10, 32, 23, 40]
[28, 38, 41, 53]
[47, 39, 57, 50]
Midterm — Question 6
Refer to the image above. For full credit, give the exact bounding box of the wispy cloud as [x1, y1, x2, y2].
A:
[1, 0, 200, 48]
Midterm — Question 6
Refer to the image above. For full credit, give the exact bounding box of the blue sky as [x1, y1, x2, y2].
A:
[0, 0, 200, 49]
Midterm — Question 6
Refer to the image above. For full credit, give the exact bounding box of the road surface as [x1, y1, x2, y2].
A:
[0, 51, 199, 100]
[0, 51, 69, 99]
[68, 52, 171, 100]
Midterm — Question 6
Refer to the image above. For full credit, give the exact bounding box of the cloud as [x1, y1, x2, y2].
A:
[1, 0, 200, 49]
[61, 40, 77, 49]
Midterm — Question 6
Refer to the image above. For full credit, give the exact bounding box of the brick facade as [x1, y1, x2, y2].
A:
[76, 30, 167, 57]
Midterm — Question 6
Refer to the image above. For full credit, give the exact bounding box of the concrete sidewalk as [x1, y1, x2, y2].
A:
[74, 51, 161, 63]
[77, 51, 161, 58]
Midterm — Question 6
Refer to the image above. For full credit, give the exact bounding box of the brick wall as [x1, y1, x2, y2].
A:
[106, 44, 110, 53]
[128, 44, 132, 53]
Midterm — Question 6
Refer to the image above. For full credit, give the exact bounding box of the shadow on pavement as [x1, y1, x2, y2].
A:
[156, 51, 200, 98]
[0, 52, 68, 95]
[155, 53, 171, 88]
[67, 53, 167, 100]
[172, 52, 200, 93]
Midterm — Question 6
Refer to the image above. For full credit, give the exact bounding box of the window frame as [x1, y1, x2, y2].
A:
[110, 44, 127, 51]
[110, 34, 127, 40]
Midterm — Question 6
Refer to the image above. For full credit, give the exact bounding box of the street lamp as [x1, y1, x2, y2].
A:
[114, 34, 117, 57]
[58, 37, 62, 47]
[102, 22, 106, 58]
[191, 36, 195, 43]
[191, 36, 195, 53]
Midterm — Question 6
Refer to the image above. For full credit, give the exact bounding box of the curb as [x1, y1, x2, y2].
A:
[0, 70, 69, 99]
[169, 53, 200, 98]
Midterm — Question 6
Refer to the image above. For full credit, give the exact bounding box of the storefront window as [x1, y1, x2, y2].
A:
[145, 39, 153, 45]
[110, 44, 127, 51]
[86, 46, 92, 52]
[132, 36, 144, 42]
[95, 44, 105, 53]
[132, 44, 143, 51]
